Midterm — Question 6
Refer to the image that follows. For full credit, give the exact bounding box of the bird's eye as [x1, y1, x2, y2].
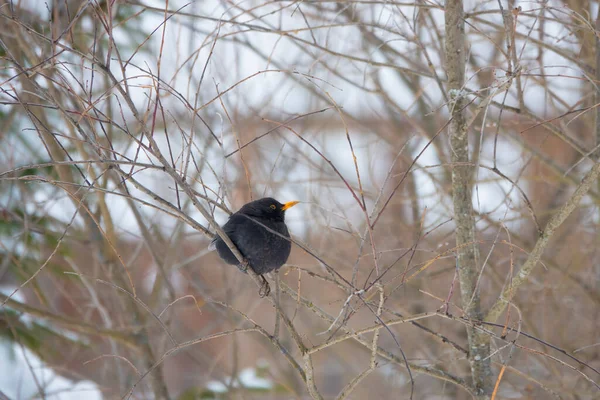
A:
[270, 204, 276, 210]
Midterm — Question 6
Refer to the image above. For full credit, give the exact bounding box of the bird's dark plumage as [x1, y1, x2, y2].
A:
[210, 197, 298, 276]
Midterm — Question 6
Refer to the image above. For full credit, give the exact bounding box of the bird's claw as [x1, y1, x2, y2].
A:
[238, 258, 250, 273]
[259, 275, 271, 298]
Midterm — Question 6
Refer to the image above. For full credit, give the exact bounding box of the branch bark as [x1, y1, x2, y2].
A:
[445, 1, 492, 397]
[485, 161, 600, 323]
[596, 7, 600, 162]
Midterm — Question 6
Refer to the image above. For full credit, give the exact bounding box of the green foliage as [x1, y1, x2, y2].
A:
[175, 364, 289, 400]
[17, 164, 56, 178]
[0, 309, 86, 362]
[0, 207, 72, 259]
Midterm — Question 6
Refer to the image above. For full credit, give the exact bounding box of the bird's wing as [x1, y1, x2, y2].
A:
[208, 214, 240, 251]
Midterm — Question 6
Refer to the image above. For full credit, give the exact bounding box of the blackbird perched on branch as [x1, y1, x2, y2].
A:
[209, 197, 299, 296]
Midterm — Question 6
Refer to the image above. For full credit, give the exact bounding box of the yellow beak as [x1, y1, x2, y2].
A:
[281, 201, 300, 211]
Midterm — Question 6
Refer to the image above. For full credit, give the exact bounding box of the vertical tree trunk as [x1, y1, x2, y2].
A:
[444, 1, 492, 398]
[595, 8, 600, 161]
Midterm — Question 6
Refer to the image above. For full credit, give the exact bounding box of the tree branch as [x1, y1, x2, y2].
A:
[445, 0, 492, 397]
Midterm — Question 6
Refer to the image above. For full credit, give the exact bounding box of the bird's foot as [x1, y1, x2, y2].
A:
[238, 258, 250, 273]
[259, 275, 271, 298]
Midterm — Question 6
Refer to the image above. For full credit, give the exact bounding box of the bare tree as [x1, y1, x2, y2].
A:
[0, 1, 599, 399]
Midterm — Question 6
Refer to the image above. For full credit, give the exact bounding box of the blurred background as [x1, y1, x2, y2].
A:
[0, 0, 599, 399]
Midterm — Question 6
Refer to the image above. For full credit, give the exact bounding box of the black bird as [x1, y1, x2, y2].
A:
[209, 197, 299, 296]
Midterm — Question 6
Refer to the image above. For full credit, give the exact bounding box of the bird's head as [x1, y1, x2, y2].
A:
[238, 197, 299, 221]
